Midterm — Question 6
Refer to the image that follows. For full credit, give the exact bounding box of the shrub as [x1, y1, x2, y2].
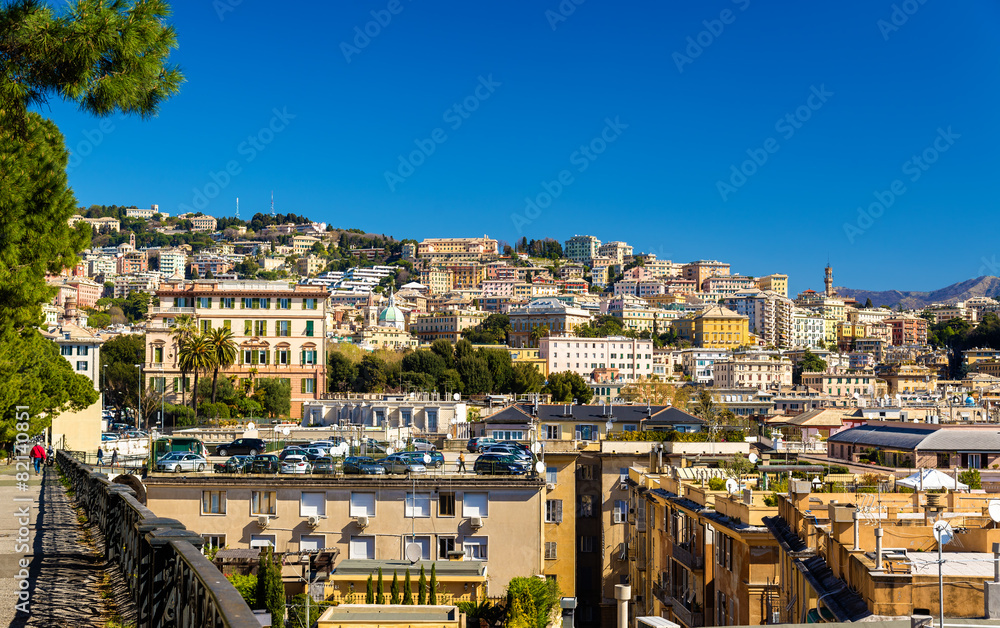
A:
[505, 576, 560, 628]
[227, 574, 256, 607]
[199, 402, 230, 420]
[708, 477, 727, 491]
[959, 468, 982, 490]
[762, 493, 779, 507]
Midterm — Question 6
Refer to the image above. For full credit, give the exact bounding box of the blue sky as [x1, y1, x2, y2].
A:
[44, 0, 1000, 295]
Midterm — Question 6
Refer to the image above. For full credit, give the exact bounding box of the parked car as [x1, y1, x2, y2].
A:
[156, 452, 208, 473]
[101, 432, 120, 442]
[362, 439, 389, 454]
[499, 440, 531, 455]
[482, 444, 532, 461]
[215, 438, 267, 457]
[474, 453, 530, 475]
[278, 447, 311, 461]
[408, 437, 436, 452]
[280, 455, 311, 474]
[311, 456, 340, 474]
[343, 456, 386, 475]
[213, 455, 253, 474]
[467, 437, 497, 453]
[379, 453, 427, 475]
[248, 454, 281, 474]
[301, 447, 332, 461]
[397, 450, 444, 469]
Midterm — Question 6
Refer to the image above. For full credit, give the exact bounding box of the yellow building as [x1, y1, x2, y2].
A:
[756, 273, 788, 298]
[672, 305, 750, 349]
[881, 363, 937, 394]
[419, 269, 454, 295]
[352, 326, 419, 350]
[292, 234, 321, 255]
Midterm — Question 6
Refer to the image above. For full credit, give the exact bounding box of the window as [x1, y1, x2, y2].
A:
[303, 378, 315, 394]
[299, 535, 325, 551]
[405, 492, 431, 518]
[201, 491, 226, 514]
[76, 361, 87, 371]
[427, 410, 439, 432]
[198, 297, 211, 308]
[277, 349, 289, 365]
[60, 346, 73, 356]
[254, 320, 267, 336]
[222, 297, 235, 309]
[579, 536, 595, 553]
[544, 425, 560, 440]
[439, 492, 456, 517]
[302, 349, 317, 365]
[278, 298, 291, 309]
[580, 495, 595, 517]
[305, 320, 314, 337]
[202, 534, 226, 549]
[401, 410, 412, 427]
[613, 500, 627, 524]
[251, 491, 276, 516]
[579, 465, 595, 481]
[349, 536, 374, 559]
[250, 535, 275, 548]
[304, 298, 317, 309]
[77, 346, 88, 356]
[201, 320, 212, 333]
[438, 536, 456, 559]
[463, 536, 487, 560]
[545, 542, 557, 560]
[153, 346, 163, 363]
[350, 492, 375, 518]
[462, 492, 488, 518]
[545, 500, 563, 523]
[937, 453, 951, 468]
[575, 424, 597, 440]
[277, 320, 291, 336]
[546, 467, 557, 484]
[300, 492, 326, 517]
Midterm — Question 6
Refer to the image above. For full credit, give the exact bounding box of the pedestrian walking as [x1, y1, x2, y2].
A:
[96, 447, 104, 466]
[110, 449, 118, 467]
[29, 442, 46, 474]
[457, 452, 467, 473]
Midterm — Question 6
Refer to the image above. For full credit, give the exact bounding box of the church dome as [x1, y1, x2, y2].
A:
[377, 290, 405, 330]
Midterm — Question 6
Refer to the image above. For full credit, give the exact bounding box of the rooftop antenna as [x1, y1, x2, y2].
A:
[270, 190, 275, 217]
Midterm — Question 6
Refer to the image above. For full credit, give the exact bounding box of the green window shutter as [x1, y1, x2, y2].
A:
[300, 350, 305, 365]
[207, 298, 212, 309]
[305, 321, 314, 337]
[244, 320, 252, 336]
[224, 320, 231, 330]
[251, 351, 258, 365]
[173, 377, 178, 391]
[301, 378, 306, 393]
[262, 321, 268, 336]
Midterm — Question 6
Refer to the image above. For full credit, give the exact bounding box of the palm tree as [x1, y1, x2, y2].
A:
[178, 334, 215, 420]
[170, 314, 197, 408]
[206, 327, 238, 403]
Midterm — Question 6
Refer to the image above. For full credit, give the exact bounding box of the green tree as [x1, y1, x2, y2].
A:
[365, 574, 374, 604]
[721, 453, 756, 479]
[390, 570, 400, 604]
[456, 355, 493, 395]
[254, 547, 284, 628]
[206, 327, 237, 403]
[454, 338, 474, 361]
[401, 349, 446, 381]
[479, 348, 514, 392]
[418, 565, 427, 605]
[959, 468, 982, 490]
[543, 371, 593, 404]
[226, 574, 257, 607]
[376, 567, 385, 604]
[328, 351, 358, 391]
[287, 593, 330, 628]
[403, 569, 413, 605]
[178, 333, 214, 418]
[430, 339, 454, 368]
[799, 349, 827, 373]
[864, 297, 874, 308]
[170, 314, 197, 408]
[691, 389, 717, 423]
[87, 311, 111, 329]
[253, 378, 291, 418]
[357, 354, 388, 393]
[512, 362, 544, 394]
[428, 564, 438, 605]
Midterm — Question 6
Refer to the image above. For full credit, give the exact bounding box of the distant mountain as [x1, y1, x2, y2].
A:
[835, 276, 1000, 309]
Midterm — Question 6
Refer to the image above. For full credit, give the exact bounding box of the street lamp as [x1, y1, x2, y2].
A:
[134, 363, 142, 430]
[159, 365, 165, 435]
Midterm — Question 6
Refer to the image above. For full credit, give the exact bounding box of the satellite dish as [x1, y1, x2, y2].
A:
[453, 392, 461, 401]
[531, 442, 542, 455]
[988, 501, 1000, 523]
[422, 453, 431, 464]
[534, 461, 545, 474]
[725, 478, 739, 493]
[933, 520, 954, 546]
[748, 453, 759, 464]
[404, 543, 422, 563]
[282, 427, 290, 436]
[247, 422, 256, 430]
[386, 447, 395, 455]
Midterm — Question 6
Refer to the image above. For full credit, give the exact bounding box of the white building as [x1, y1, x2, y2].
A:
[539, 335, 654, 382]
[42, 323, 104, 452]
[792, 308, 826, 349]
[679, 347, 732, 384]
[713, 352, 793, 389]
[723, 289, 794, 348]
[564, 235, 601, 265]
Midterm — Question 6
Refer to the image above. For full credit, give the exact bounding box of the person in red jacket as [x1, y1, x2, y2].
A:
[30, 443, 46, 474]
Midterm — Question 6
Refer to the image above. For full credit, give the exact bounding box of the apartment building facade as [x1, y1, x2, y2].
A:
[539, 335, 655, 382]
[564, 235, 601, 265]
[722, 289, 794, 348]
[409, 310, 487, 343]
[416, 236, 498, 261]
[712, 353, 793, 389]
[508, 298, 592, 348]
[146, 280, 328, 419]
[672, 306, 749, 349]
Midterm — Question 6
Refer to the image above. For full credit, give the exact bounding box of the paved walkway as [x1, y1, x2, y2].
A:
[0, 462, 135, 627]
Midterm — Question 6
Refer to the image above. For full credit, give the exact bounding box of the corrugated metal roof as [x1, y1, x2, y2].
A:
[916, 428, 1000, 452]
[826, 424, 929, 449]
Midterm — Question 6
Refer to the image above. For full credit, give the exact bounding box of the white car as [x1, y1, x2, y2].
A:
[280, 455, 311, 474]
[311, 441, 350, 457]
[156, 452, 207, 473]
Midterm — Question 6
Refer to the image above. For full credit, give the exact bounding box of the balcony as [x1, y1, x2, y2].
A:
[671, 542, 704, 571]
[666, 596, 703, 628]
[151, 306, 195, 315]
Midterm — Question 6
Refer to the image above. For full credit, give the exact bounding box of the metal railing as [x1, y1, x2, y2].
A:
[57, 452, 258, 628]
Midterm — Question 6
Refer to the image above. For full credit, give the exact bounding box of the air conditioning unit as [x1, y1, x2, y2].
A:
[546, 482, 556, 490]
[355, 515, 369, 529]
[771, 610, 781, 624]
[307, 515, 321, 528]
[470, 516, 483, 529]
[256, 515, 270, 529]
